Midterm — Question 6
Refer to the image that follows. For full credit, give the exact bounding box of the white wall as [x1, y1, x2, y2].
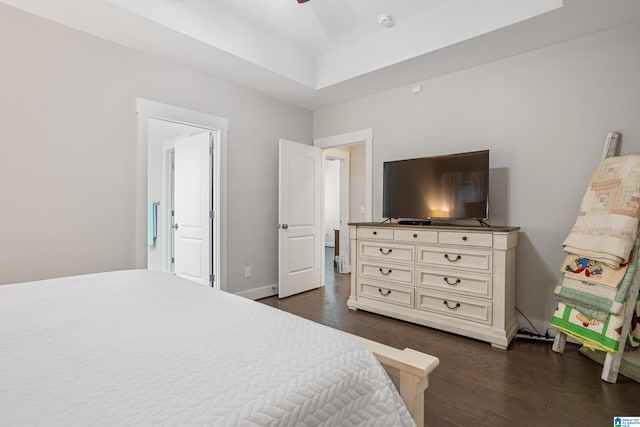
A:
[324, 159, 340, 246]
[0, 4, 313, 294]
[313, 22, 640, 331]
[349, 144, 366, 223]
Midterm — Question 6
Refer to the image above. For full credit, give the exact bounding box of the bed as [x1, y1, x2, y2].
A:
[0, 269, 438, 426]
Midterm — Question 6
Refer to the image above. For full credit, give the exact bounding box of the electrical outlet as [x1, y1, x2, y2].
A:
[244, 266, 252, 278]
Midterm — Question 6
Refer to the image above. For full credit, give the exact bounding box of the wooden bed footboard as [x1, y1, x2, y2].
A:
[346, 333, 439, 426]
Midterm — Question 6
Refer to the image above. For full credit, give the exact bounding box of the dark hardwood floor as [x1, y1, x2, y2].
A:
[259, 249, 639, 427]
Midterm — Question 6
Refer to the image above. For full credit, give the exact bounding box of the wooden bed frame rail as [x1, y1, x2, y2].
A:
[346, 333, 440, 426]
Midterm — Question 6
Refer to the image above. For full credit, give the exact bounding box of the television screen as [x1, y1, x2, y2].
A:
[383, 150, 489, 220]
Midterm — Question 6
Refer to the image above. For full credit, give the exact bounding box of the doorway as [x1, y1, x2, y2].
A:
[136, 99, 228, 290]
[323, 148, 349, 274]
[314, 129, 373, 283]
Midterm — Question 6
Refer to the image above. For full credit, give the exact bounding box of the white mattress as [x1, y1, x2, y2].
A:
[0, 270, 414, 426]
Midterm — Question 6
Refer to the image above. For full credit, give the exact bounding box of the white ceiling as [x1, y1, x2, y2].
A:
[3, 0, 640, 110]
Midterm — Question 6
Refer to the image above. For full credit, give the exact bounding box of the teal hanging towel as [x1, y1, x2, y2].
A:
[147, 202, 158, 246]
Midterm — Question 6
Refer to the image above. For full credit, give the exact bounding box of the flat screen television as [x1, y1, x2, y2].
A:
[383, 150, 489, 222]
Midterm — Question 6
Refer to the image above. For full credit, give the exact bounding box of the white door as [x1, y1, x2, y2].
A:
[278, 139, 322, 298]
[174, 132, 212, 286]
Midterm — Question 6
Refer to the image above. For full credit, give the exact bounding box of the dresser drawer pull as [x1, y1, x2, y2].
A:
[443, 300, 461, 310]
[413, 233, 418, 238]
[444, 277, 461, 286]
[378, 288, 392, 296]
[444, 254, 462, 262]
[379, 268, 393, 276]
[379, 248, 393, 255]
[462, 236, 468, 241]
[373, 231, 378, 235]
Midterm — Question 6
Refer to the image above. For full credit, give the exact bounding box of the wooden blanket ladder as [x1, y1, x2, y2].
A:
[552, 131, 640, 383]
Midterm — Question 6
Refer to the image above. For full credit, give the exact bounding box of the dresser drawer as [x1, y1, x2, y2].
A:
[439, 231, 493, 248]
[417, 246, 492, 273]
[394, 229, 438, 243]
[357, 227, 394, 240]
[415, 289, 492, 325]
[416, 268, 492, 299]
[358, 260, 414, 285]
[358, 279, 414, 308]
[359, 241, 414, 264]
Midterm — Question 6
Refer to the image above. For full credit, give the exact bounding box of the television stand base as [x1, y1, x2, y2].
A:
[398, 219, 432, 226]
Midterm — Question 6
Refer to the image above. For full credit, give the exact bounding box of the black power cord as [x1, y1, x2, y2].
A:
[515, 307, 556, 341]
[516, 328, 555, 340]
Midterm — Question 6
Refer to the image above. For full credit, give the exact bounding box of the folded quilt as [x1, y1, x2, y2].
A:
[554, 278, 624, 322]
[562, 155, 640, 267]
[551, 297, 640, 353]
[554, 245, 639, 321]
[563, 216, 637, 268]
[561, 253, 628, 289]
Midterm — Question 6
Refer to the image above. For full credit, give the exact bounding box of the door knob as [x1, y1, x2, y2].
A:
[281, 224, 289, 229]
[171, 223, 179, 230]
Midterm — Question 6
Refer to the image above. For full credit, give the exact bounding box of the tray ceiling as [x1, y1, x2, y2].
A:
[3, 0, 640, 110]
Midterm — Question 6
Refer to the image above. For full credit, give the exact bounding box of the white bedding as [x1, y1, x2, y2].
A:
[0, 270, 413, 426]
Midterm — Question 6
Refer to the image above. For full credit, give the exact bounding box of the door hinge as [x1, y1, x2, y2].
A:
[209, 146, 214, 156]
[210, 273, 215, 282]
[171, 210, 175, 217]
[209, 210, 215, 219]
[171, 257, 175, 264]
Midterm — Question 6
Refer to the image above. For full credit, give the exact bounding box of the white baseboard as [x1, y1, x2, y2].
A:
[234, 284, 278, 300]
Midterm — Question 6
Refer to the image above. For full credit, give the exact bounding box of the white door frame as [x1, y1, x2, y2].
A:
[314, 129, 373, 276]
[136, 98, 228, 290]
[163, 141, 176, 273]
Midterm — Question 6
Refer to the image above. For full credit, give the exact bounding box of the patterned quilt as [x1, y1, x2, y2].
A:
[563, 155, 640, 267]
[551, 297, 639, 353]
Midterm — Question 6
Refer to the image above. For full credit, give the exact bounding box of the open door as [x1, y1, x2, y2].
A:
[278, 139, 322, 298]
[174, 132, 212, 286]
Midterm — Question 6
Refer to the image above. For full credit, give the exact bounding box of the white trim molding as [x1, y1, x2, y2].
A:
[136, 99, 229, 131]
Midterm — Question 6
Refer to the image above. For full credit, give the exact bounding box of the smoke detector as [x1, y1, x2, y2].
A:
[377, 13, 395, 28]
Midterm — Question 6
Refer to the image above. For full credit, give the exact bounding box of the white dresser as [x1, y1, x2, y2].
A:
[348, 223, 519, 349]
